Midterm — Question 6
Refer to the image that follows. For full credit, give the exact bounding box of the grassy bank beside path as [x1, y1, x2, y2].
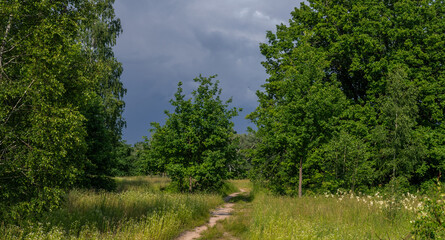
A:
[1, 176, 223, 240]
[242, 193, 414, 239]
[201, 184, 416, 240]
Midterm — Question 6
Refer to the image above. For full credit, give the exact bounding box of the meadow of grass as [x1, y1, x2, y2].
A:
[244, 193, 415, 239]
[1, 176, 224, 240]
[2, 177, 422, 239]
[202, 185, 418, 240]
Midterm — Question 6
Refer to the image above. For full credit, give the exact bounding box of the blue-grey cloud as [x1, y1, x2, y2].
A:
[113, 0, 303, 144]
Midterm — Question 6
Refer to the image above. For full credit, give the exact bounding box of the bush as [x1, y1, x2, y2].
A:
[412, 182, 445, 239]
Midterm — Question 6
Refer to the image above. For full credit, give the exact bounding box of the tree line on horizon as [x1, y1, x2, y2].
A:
[1, 0, 445, 223]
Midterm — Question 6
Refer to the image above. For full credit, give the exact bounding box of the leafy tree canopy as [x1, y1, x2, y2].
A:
[0, 0, 124, 220]
[147, 75, 240, 192]
[250, 0, 445, 195]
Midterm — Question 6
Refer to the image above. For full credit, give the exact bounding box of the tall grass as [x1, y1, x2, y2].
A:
[220, 189, 416, 240]
[114, 176, 171, 192]
[1, 176, 223, 240]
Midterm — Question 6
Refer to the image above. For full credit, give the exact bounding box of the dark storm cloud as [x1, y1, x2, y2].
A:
[113, 0, 303, 144]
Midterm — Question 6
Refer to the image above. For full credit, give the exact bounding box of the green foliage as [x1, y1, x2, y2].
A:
[249, 0, 445, 195]
[0, 0, 125, 220]
[314, 130, 374, 192]
[412, 182, 445, 239]
[230, 133, 259, 179]
[0, 0, 89, 221]
[75, 0, 126, 190]
[249, 42, 349, 195]
[217, 181, 240, 197]
[111, 141, 145, 177]
[140, 138, 167, 175]
[372, 68, 423, 184]
[147, 75, 240, 192]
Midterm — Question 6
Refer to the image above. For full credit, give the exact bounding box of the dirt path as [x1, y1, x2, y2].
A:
[176, 189, 246, 240]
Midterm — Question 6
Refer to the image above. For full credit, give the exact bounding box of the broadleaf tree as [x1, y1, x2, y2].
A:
[371, 68, 424, 189]
[248, 42, 348, 196]
[250, 0, 445, 194]
[0, 0, 124, 220]
[0, 1, 89, 220]
[147, 75, 240, 192]
[75, 0, 126, 190]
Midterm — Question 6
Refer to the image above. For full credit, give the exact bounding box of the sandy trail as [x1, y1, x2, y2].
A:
[176, 189, 246, 240]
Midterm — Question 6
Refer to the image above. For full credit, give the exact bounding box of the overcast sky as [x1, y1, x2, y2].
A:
[113, 0, 304, 144]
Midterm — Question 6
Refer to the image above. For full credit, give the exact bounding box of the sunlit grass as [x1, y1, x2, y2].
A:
[3, 177, 417, 239]
[1, 176, 223, 240]
[114, 175, 171, 192]
[217, 189, 415, 240]
[247, 194, 413, 239]
[228, 179, 252, 191]
[200, 183, 416, 240]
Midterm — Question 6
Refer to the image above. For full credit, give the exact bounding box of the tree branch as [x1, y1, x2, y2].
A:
[2, 78, 35, 126]
[0, 14, 13, 81]
[3, 54, 22, 66]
